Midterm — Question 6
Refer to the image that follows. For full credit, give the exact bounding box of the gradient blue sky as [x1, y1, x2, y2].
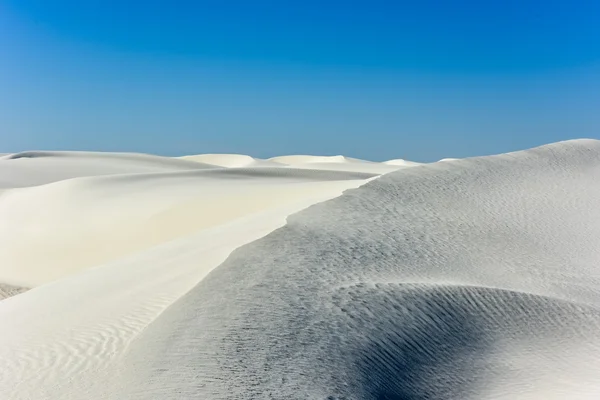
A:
[1, 1, 599, 161]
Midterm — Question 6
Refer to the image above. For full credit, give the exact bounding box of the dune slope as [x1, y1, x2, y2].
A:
[101, 139, 600, 399]
[3, 141, 600, 399]
[0, 167, 373, 287]
[0, 151, 216, 189]
[0, 153, 382, 399]
[179, 153, 283, 168]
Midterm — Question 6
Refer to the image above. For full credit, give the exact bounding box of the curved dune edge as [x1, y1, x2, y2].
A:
[0, 283, 28, 301]
[3, 140, 600, 399]
[0, 150, 217, 189]
[0, 174, 377, 398]
[94, 139, 600, 399]
[0, 151, 387, 396]
[179, 153, 284, 168]
[0, 167, 375, 288]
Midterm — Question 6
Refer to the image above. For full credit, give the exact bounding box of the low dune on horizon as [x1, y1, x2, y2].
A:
[2, 140, 600, 399]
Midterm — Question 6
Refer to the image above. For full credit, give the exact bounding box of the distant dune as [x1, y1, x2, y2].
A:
[383, 158, 423, 167]
[179, 153, 284, 168]
[0, 151, 215, 188]
[270, 154, 409, 174]
[268, 154, 367, 164]
[2, 141, 600, 399]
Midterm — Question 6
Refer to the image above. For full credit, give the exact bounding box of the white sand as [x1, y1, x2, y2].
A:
[383, 158, 423, 167]
[0, 151, 215, 189]
[270, 154, 414, 174]
[437, 157, 460, 162]
[3, 141, 600, 399]
[179, 153, 284, 168]
[0, 150, 383, 399]
[268, 154, 367, 164]
[0, 168, 373, 287]
[0, 284, 28, 300]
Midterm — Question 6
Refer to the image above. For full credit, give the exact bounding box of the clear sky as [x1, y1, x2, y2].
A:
[1, 1, 599, 161]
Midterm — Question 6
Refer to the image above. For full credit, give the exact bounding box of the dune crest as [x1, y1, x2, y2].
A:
[269, 154, 370, 164]
[0, 151, 215, 189]
[179, 154, 283, 168]
[91, 139, 600, 399]
[3, 141, 600, 399]
[383, 158, 423, 167]
[0, 149, 387, 398]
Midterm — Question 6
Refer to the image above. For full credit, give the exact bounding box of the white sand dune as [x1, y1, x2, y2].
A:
[383, 158, 423, 167]
[269, 154, 412, 174]
[3, 141, 600, 399]
[288, 161, 404, 174]
[0, 151, 381, 399]
[0, 167, 373, 287]
[0, 151, 216, 189]
[437, 157, 460, 162]
[179, 153, 283, 168]
[180, 154, 407, 173]
[269, 154, 368, 164]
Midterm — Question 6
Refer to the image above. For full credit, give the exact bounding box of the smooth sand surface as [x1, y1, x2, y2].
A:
[0, 151, 216, 189]
[0, 150, 391, 399]
[0, 168, 374, 287]
[383, 158, 423, 167]
[270, 155, 412, 174]
[179, 153, 284, 168]
[3, 141, 600, 399]
[268, 154, 368, 164]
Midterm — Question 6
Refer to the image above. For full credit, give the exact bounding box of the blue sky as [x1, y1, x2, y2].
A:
[1, 1, 599, 161]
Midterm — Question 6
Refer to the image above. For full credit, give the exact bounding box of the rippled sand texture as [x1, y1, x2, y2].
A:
[0, 284, 28, 300]
[110, 140, 600, 399]
[0, 150, 413, 399]
[3, 141, 600, 399]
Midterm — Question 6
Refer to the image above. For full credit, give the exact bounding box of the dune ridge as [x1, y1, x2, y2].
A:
[268, 154, 367, 164]
[95, 139, 600, 399]
[179, 153, 284, 168]
[2, 141, 600, 399]
[383, 158, 423, 167]
[0, 150, 387, 399]
[0, 151, 217, 189]
[0, 166, 375, 288]
[0, 284, 28, 301]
